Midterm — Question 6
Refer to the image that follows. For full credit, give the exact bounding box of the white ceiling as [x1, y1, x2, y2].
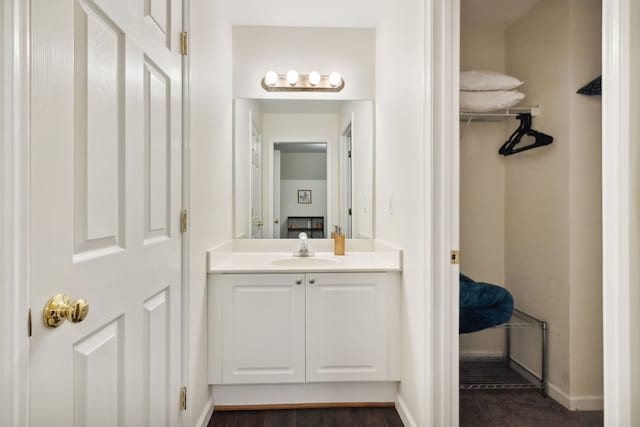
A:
[461, 0, 541, 31]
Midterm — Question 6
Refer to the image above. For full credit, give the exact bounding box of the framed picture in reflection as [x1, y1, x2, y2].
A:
[297, 190, 311, 204]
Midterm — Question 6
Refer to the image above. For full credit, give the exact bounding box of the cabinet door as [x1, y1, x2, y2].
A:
[306, 273, 390, 382]
[221, 274, 306, 384]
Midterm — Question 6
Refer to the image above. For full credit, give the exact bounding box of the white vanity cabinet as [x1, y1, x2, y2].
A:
[305, 272, 397, 382]
[218, 273, 306, 384]
[208, 271, 400, 385]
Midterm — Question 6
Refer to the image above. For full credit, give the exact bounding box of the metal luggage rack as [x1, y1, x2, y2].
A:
[460, 308, 548, 396]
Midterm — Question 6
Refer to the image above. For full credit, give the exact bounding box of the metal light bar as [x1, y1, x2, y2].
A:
[261, 73, 345, 92]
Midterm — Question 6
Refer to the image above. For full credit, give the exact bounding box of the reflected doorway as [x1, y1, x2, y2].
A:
[273, 142, 328, 239]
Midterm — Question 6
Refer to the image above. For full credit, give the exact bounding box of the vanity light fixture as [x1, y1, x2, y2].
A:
[261, 70, 345, 92]
[328, 72, 342, 87]
[264, 70, 279, 86]
[286, 70, 299, 85]
[308, 71, 321, 86]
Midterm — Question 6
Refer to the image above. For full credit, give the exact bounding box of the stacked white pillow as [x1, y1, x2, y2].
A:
[460, 70, 525, 113]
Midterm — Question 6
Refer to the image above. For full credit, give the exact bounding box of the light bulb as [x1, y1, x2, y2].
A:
[329, 72, 342, 87]
[286, 70, 299, 85]
[308, 71, 321, 86]
[264, 70, 278, 86]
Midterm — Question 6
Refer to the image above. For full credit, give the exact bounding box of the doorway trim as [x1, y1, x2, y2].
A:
[267, 138, 332, 239]
[180, 0, 192, 425]
[1, 0, 31, 425]
[602, 0, 633, 424]
[426, 0, 461, 425]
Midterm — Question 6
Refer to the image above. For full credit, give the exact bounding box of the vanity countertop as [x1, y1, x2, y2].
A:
[207, 239, 402, 273]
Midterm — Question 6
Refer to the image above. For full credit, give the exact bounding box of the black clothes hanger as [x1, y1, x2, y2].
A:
[498, 113, 553, 156]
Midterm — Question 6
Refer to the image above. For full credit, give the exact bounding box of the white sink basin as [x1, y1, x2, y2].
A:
[269, 256, 343, 267]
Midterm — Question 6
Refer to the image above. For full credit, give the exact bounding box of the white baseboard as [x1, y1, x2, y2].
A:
[195, 394, 215, 427]
[546, 382, 604, 411]
[394, 394, 417, 427]
[212, 382, 398, 406]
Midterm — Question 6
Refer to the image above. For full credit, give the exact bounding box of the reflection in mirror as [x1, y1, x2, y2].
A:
[274, 142, 327, 239]
[234, 99, 374, 239]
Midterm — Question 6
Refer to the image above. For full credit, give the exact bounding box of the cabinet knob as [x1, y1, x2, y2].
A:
[308, 277, 316, 285]
[295, 278, 302, 285]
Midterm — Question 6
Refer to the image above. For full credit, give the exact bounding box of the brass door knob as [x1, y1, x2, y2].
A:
[43, 294, 89, 328]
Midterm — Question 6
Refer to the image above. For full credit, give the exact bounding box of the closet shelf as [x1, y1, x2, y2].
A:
[460, 106, 540, 121]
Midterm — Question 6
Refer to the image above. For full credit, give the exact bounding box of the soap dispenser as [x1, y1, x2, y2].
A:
[334, 226, 345, 256]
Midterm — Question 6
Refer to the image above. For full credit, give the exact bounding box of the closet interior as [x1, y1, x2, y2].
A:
[458, 0, 603, 414]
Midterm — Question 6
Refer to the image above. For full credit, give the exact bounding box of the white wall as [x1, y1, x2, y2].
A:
[233, 99, 263, 238]
[339, 101, 375, 239]
[280, 152, 327, 180]
[372, 3, 425, 423]
[190, 1, 427, 425]
[233, 26, 375, 100]
[458, 27, 507, 357]
[506, 0, 602, 404]
[567, 0, 603, 401]
[189, 2, 233, 424]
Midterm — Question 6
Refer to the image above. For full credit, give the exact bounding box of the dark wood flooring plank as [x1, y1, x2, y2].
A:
[234, 410, 266, 427]
[378, 408, 404, 427]
[295, 408, 325, 427]
[353, 407, 387, 427]
[208, 410, 236, 427]
[208, 407, 403, 427]
[323, 407, 357, 426]
[264, 409, 295, 427]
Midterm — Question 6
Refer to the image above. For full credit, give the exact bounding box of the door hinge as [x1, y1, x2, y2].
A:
[450, 250, 460, 265]
[180, 209, 188, 233]
[180, 386, 187, 410]
[348, 208, 352, 216]
[348, 150, 352, 158]
[180, 32, 188, 56]
[28, 308, 32, 338]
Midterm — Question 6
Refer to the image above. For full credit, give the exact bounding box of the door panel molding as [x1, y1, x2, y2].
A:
[143, 288, 171, 426]
[143, 55, 172, 245]
[73, 0, 126, 260]
[73, 317, 125, 427]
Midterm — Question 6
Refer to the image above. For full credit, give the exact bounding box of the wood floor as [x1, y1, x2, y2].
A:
[207, 407, 404, 427]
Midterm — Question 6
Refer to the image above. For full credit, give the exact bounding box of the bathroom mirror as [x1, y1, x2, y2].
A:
[233, 99, 374, 239]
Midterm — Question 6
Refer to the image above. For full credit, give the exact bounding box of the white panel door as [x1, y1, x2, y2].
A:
[306, 273, 388, 382]
[221, 274, 306, 384]
[30, 0, 183, 426]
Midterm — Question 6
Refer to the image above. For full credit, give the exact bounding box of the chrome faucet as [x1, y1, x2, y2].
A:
[293, 232, 314, 257]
